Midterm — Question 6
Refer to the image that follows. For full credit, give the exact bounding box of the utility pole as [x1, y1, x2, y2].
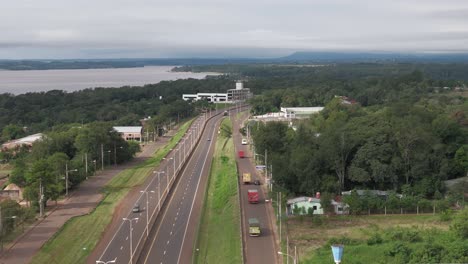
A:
[39, 179, 44, 218]
[65, 163, 69, 197]
[265, 149, 268, 186]
[85, 153, 88, 178]
[114, 143, 117, 166]
[101, 144, 104, 170]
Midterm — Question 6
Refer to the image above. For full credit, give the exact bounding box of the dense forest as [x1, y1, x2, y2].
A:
[240, 66, 468, 199]
[0, 76, 232, 139]
[1, 63, 467, 213]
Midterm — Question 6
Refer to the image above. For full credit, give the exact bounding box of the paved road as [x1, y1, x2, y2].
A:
[0, 132, 175, 264]
[136, 112, 223, 264]
[95, 115, 210, 264]
[232, 110, 279, 264]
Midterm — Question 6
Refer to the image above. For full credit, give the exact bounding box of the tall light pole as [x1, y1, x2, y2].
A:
[101, 144, 104, 170]
[170, 157, 175, 180]
[65, 162, 78, 197]
[123, 217, 139, 264]
[153, 171, 165, 211]
[278, 251, 296, 264]
[140, 190, 155, 236]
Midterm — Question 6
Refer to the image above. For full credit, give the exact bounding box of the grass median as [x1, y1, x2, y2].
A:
[194, 117, 242, 264]
[31, 119, 193, 264]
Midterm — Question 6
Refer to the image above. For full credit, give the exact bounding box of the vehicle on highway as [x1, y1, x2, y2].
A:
[241, 138, 248, 145]
[248, 189, 259, 203]
[248, 218, 261, 236]
[238, 150, 245, 158]
[132, 204, 140, 213]
[242, 172, 251, 184]
[254, 179, 261, 185]
[207, 138, 211, 141]
[223, 110, 228, 116]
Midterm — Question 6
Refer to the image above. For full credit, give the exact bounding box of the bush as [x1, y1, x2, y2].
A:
[450, 208, 468, 239]
[386, 227, 422, 243]
[367, 233, 383, 245]
[439, 209, 453, 222]
[409, 242, 445, 263]
[384, 242, 411, 263]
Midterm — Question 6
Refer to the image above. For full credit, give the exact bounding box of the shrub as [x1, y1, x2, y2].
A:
[386, 227, 422, 243]
[384, 242, 411, 263]
[409, 242, 445, 263]
[439, 209, 453, 222]
[367, 233, 383, 245]
[450, 208, 468, 239]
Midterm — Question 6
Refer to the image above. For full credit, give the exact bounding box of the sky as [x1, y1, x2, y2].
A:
[1, 0, 468, 59]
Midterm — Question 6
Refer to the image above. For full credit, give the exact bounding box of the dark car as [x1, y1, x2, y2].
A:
[254, 180, 261, 185]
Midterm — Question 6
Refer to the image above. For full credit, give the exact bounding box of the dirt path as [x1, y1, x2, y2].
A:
[0, 131, 176, 264]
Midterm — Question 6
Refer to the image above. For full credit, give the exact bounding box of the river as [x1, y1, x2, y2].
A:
[0, 66, 217, 95]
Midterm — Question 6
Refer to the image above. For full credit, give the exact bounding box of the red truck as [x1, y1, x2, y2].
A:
[248, 189, 259, 203]
[238, 151, 245, 158]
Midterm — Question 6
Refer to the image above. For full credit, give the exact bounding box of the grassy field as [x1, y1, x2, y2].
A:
[31, 120, 193, 264]
[287, 214, 454, 263]
[194, 117, 242, 264]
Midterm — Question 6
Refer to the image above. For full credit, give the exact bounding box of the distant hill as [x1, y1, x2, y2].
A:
[2, 52, 468, 70]
[279, 51, 468, 63]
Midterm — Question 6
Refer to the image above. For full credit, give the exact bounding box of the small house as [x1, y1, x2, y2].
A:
[287, 196, 324, 215]
[113, 126, 143, 142]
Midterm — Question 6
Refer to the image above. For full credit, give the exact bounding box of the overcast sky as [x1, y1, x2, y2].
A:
[1, 0, 468, 59]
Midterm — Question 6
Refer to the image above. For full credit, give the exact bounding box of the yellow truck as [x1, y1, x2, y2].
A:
[242, 173, 251, 184]
[248, 218, 261, 236]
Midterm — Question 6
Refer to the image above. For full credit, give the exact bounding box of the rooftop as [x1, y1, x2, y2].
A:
[113, 126, 143, 133]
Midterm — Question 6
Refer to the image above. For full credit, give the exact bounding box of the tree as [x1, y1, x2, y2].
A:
[1, 124, 25, 142]
[451, 208, 468, 239]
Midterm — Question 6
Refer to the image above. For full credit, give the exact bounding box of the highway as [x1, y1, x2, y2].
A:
[136, 111, 222, 264]
[95, 113, 211, 264]
[232, 110, 279, 264]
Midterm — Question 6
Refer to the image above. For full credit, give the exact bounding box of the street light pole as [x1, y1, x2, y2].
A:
[123, 217, 138, 264]
[154, 171, 165, 211]
[65, 162, 78, 197]
[140, 190, 155, 236]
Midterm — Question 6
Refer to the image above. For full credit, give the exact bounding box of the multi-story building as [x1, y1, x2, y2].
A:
[182, 81, 252, 103]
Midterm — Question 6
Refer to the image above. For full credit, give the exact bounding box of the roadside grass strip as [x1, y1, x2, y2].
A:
[31, 119, 193, 264]
[194, 118, 242, 264]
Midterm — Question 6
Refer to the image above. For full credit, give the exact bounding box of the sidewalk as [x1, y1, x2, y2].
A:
[0, 130, 176, 264]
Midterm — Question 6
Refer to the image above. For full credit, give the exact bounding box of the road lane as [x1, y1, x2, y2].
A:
[233, 110, 279, 264]
[137, 111, 223, 264]
[96, 116, 207, 264]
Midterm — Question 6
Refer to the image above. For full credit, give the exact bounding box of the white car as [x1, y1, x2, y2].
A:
[241, 138, 248, 145]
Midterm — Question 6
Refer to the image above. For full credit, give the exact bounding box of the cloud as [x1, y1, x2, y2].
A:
[0, 0, 467, 58]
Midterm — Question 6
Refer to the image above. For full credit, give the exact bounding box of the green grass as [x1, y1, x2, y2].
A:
[194, 118, 242, 264]
[287, 214, 454, 264]
[31, 119, 193, 264]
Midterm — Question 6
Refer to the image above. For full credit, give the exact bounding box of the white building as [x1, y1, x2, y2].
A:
[1, 133, 44, 150]
[113, 126, 143, 142]
[182, 93, 228, 103]
[252, 107, 324, 121]
[227, 82, 253, 102]
[182, 81, 252, 103]
[280, 107, 324, 119]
